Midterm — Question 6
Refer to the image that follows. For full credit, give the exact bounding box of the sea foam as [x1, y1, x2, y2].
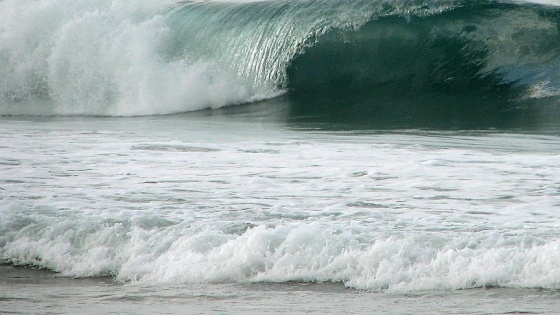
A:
[0, 0, 255, 116]
[3, 207, 560, 292]
[1, 121, 559, 291]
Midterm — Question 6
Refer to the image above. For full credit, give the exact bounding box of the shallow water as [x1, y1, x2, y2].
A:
[3, 264, 560, 314]
[1, 108, 560, 313]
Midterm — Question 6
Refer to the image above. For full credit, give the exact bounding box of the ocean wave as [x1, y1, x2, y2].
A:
[2, 208, 559, 291]
[0, 0, 559, 119]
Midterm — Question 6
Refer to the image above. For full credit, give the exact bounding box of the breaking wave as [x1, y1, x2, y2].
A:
[0, 0, 559, 124]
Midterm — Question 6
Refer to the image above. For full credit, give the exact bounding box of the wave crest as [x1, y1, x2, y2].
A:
[0, 0, 559, 119]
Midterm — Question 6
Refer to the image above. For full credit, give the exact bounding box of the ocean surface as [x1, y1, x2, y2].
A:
[2, 0, 560, 314]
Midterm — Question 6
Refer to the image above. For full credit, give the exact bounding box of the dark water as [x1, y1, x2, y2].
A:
[167, 0, 560, 130]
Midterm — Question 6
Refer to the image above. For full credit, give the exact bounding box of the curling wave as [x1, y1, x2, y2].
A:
[0, 0, 559, 123]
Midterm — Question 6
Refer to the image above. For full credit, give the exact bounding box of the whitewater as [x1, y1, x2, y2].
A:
[1, 0, 560, 314]
[2, 0, 560, 117]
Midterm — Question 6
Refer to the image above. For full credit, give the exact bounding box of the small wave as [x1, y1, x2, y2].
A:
[2, 209, 560, 292]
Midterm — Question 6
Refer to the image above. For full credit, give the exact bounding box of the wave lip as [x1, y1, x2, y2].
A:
[0, 0, 460, 116]
[1, 0, 559, 123]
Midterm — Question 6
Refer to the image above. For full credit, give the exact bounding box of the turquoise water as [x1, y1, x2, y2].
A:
[1, 0, 560, 313]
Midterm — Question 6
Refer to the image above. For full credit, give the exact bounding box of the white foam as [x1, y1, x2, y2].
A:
[3, 209, 560, 291]
[0, 0, 261, 116]
[1, 120, 560, 291]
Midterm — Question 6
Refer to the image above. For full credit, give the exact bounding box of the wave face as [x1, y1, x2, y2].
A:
[0, 0, 559, 121]
[286, 1, 560, 128]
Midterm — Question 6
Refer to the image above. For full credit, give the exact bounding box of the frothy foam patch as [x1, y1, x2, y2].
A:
[0, 0, 259, 116]
[1, 125, 560, 291]
[2, 205, 559, 292]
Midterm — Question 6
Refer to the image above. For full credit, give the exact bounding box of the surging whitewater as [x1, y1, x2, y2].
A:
[0, 0, 263, 116]
[1, 120, 560, 291]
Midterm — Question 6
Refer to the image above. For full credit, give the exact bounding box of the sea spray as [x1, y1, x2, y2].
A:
[0, 0, 254, 115]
